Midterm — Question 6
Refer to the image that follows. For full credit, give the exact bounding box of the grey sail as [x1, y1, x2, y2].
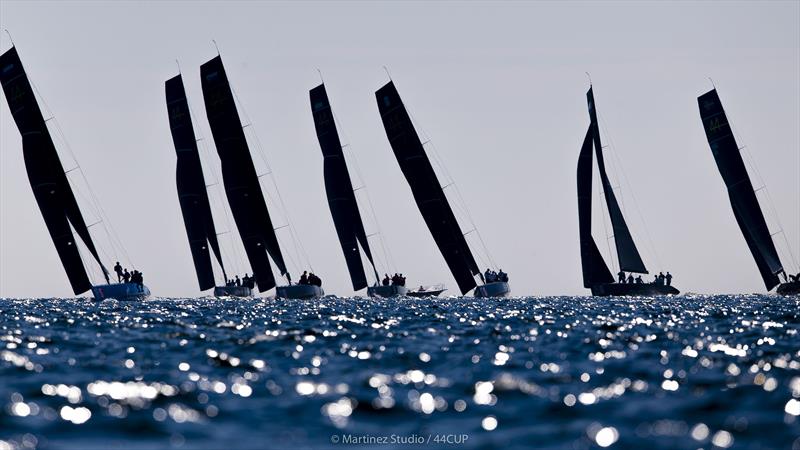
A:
[375, 81, 480, 295]
[0, 46, 109, 294]
[698, 88, 783, 290]
[587, 87, 648, 274]
[166, 74, 227, 291]
[200, 55, 287, 292]
[310, 83, 378, 291]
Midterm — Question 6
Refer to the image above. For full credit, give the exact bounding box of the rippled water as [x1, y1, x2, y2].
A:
[1, 295, 799, 449]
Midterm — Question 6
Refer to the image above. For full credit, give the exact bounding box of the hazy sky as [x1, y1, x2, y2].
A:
[1, 1, 798, 298]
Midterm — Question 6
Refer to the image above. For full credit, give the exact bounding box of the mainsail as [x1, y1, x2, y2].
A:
[310, 83, 378, 291]
[166, 74, 227, 291]
[698, 88, 783, 290]
[0, 46, 109, 294]
[200, 55, 287, 292]
[586, 87, 648, 274]
[577, 127, 615, 287]
[375, 81, 480, 295]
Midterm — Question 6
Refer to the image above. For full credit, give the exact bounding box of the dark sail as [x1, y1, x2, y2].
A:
[577, 127, 615, 287]
[310, 83, 378, 291]
[166, 74, 227, 291]
[587, 87, 648, 274]
[0, 46, 109, 294]
[698, 89, 783, 290]
[200, 55, 286, 292]
[375, 81, 479, 295]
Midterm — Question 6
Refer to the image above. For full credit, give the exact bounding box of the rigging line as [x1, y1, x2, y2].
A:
[26, 73, 133, 269]
[227, 82, 312, 273]
[597, 168, 617, 274]
[328, 88, 397, 273]
[185, 84, 245, 279]
[597, 111, 664, 270]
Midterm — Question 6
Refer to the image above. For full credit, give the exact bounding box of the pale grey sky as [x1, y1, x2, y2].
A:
[0, 1, 798, 298]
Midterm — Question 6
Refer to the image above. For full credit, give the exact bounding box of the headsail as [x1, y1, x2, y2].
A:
[698, 88, 783, 290]
[310, 83, 378, 291]
[200, 55, 286, 292]
[0, 46, 109, 294]
[577, 127, 615, 287]
[166, 74, 227, 291]
[375, 81, 479, 295]
[587, 87, 648, 274]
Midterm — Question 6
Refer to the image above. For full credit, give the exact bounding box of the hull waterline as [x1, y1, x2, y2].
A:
[474, 281, 510, 298]
[276, 284, 324, 299]
[590, 283, 679, 297]
[92, 283, 150, 301]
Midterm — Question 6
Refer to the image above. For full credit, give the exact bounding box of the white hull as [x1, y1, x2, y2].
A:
[213, 286, 253, 297]
[367, 285, 408, 298]
[275, 284, 324, 299]
[473, 281, 510, 298]
[92, 283, 150, 301]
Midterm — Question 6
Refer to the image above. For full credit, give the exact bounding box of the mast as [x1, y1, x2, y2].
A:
[577, 126, 615, 287]
[0, 46, 109, 294]
[375, 81, 480, 295]
[698, 88, 783, 290]
[166, 74, 227, 291]
[200, 55, 287, 292]
[586, 87, 648, 274]
[310, 83, 379, 290]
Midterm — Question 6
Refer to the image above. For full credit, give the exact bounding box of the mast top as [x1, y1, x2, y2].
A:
[3, 29, 13, 47]
[585, 71, 592, 87]
[383, 65, 392, 81]
[316, 68, 324, 84]
[212, 39, 220, 56]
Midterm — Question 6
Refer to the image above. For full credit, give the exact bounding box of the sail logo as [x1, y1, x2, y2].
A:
[2, 63, 14, 73]
[707, 118, 727, 133]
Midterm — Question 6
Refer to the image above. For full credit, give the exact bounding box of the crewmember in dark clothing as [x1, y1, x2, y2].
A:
[618, 271, 625, 283]
[235, 276, 241, 287]
[114, 262, 123, 283]
[382, 274, 390, 286]
[790, 273, 799, 282]
[308, 273, 322, 287]
[498, 269, 508, 283]
[635, 275, 643, 284]
[123, 269, 131, 283]
[665, 272, 673, 286]
[485, 269, 494, 283]
[658, 272, 665, 285]
[299, 271, 308, 285]
[627, 274, 634, 284]
[399, 274, 406, 286]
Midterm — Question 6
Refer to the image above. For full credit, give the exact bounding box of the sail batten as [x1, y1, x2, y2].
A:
[0, 46, 108, 294]
[166, 74, 227, 291]
[698, 88, 783, 290]
[587, 87, 648, 274]
[200, 55, 286, 292]
[375, 81, 479, 295]
[310, 84, 377, 291]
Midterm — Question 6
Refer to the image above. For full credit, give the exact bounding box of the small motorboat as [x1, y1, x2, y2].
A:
[275, 284, 324, 299]
[406, 284, 447, 298]
[367, 285, 408, 298]
[474, 281, 510, 298]
[92, 283, 150, 301]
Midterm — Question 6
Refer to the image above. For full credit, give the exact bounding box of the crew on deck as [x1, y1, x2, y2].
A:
[114, 262, 123, 282]
[113, 264, 143, 289]
[790, 273, 799, 282]
[484, 269, 509, 283]
[382, 274, 391, 286]
[391, 273, 406, 286]
[299, 271, 322, 287]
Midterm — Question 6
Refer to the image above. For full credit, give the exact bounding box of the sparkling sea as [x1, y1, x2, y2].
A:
[1, 295, 799, 450]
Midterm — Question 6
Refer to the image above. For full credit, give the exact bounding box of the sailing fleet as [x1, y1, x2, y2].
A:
[0, 44, 798, 300]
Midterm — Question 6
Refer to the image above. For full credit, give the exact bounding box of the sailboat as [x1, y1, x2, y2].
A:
[375, 80, 510, 298]
[310, 83, 407, 297]
[577, 86, 679, 297]
[697, 88, 799, 296]
[0, 46, 150, 301]
[165, 74, 252, 297]
[199, 54, 323, 299]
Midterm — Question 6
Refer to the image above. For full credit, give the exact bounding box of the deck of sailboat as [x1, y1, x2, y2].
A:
[367, 285, 408, 298]
[776, 281, 800, 296]
[213, 286, 253, 297]
[474, 281, 511, 298]
[276, 284, 324, 299]
[91, 283, 150, 301]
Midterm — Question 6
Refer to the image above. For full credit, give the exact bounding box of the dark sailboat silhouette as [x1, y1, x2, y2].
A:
[310, 83, 407, 297]
[166, 74, 252, 297]
[577, 86, 679, 296]
[200, 54, 322, 299]
[698, 88, 798, 295]
[0, 46, 149, 300]
[375, 80, 509, 298]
